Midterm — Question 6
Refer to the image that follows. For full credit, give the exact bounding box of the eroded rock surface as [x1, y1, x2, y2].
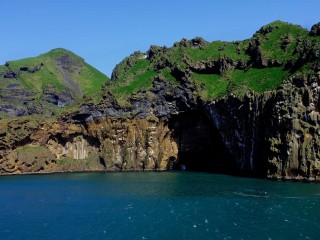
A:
[1, 21, 320, 181]
[0, 117, 178, 173]
[207, 74, 320, 179]
[1, 71, 320, 180]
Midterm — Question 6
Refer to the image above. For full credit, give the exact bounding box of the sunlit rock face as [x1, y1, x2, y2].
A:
[0, 117, 179, 174]
[1, 73, 320, 180]
[47, 135, 89, 160]
[84, 118, 178, 171]
[1, 22, 320, 180]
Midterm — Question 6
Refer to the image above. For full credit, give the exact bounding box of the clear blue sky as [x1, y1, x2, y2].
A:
[1, 0, 320, 76]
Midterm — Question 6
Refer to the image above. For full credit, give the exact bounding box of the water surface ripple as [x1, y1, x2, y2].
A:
[0, 172, 319, 240]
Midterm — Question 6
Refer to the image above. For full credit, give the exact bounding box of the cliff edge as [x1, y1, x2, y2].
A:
[1, 21, 320, 181]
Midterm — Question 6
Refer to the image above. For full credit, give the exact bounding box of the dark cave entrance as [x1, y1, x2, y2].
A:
[168, 110, 237, 174]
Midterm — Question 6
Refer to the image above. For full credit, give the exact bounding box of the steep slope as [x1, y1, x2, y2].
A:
[1, 21, 320, 181]
[0, 48, 108, 118]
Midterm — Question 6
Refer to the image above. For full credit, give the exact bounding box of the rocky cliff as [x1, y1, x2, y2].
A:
[207, 74, 320, 179]
[0, 117, 177, 173]
[1, 21, 320, 181]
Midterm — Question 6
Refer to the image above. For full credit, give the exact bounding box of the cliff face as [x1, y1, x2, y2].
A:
[207, 74, 320, 179]
[1, 72, 319, 179]
[1, 21, 320, 180]
[0, 117, 178, 173]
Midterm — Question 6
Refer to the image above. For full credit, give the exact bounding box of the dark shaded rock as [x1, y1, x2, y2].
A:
[55, 55, 83, 97]
[309, 23, 320, 36]
[0, 62, 20, 78]
[175, 38, 189, 48]
[6, 84, 20, 89]
[19, 67, 29, 71]
[256, 25, 279, 35]
[0, 105, 27, 117]
[19, 63, 43, 73]
[190, 37, 209, 48]
[43, 85, 75, 107]
[0, 87, 43, 117]
[175, 37, 209, 49]
[246, 40, 269, 67]
[281, 35, 292, 50]
[64, 73, 197, 122]
[189, 56, 237, 74]
[148, 46, 164, 58]
[55, 54, 83, 71]
[3, 70, 19, 79]
[168, 110, 235, 172]
[205, 73, 320, 179]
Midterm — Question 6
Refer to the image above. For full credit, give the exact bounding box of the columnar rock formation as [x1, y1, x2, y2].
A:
[207, 73, 320, 179]
[1, 72, 319, 180]
[0, 21, 320, 181]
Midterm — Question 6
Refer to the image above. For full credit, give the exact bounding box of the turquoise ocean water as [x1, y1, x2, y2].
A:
[0, 172, 319, 240]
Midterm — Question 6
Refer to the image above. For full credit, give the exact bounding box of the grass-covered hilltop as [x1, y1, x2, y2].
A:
[0, 48, 108, 118]
[110, 20, 320, 103]
[1, 20, 320, 180]
[1, 20, 320, 119]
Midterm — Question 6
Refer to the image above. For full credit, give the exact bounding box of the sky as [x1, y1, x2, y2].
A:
[1, 0, 320, 77]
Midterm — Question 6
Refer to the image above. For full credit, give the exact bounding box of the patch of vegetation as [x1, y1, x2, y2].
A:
[16, 145, 47, 153]
[110, 21, 308, 103]
[10, 57, 65, 92]
[160, 67, 179, 85]
[293, 62, 315, 76]
[192, 73, 228, 99]
[4, 49, 108, 97]
[57, 158, 69, 165]
[167, 47, 187, 69]
[255, 21, 309, 63]
[186, 40, 250, 62]
[193, 67, 288, 99]
[111, 70, 156, 102]
[115, 58, 149, 83]
[231, 67, 289, 93]
[56, 156, 99, 170]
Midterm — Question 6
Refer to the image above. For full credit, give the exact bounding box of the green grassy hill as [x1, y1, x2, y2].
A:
[0, 48, 108, 118]
[1, 21, 319, 118]
[109, 21, 320, 102]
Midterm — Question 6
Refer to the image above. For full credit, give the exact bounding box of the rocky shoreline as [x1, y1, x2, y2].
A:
[1, 21, 320, 180]
[1, 168, 319, 184]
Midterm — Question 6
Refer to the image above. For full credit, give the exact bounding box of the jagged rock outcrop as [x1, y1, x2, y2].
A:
[176, 37, 209, 48]
[1, 21, 320, 181]
[20, 63, 43, 73]
[310, 23, 320, 36]
[43, 84, 74, 107]
[2, 70, 320, 180]
[69, 75, 197, 122]
[189, 56, 243, 74]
